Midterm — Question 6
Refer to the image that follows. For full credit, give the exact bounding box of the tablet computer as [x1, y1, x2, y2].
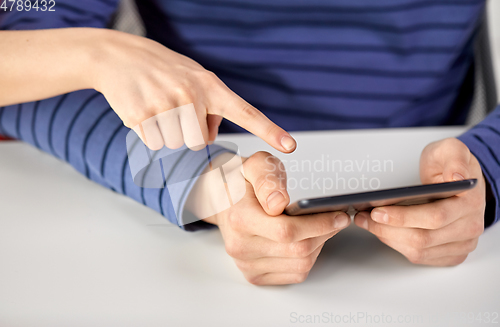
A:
[285, 179, 477, 216]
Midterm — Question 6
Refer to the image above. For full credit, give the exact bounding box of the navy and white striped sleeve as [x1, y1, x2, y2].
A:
[458, 106, 500, 227]
[0, 1, 227, 230]
[0, 93, 227, 230]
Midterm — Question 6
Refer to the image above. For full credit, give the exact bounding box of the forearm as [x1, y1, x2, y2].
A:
[0, 27, 109, 106]
[0, 89, 226, 231]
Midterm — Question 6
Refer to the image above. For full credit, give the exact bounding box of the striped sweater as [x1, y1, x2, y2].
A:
[0, 0, 498, 228]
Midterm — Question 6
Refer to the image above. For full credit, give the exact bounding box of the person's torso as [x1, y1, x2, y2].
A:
[136, 0, 485, 132]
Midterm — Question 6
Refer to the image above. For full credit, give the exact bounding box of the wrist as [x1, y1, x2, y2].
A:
[75, 27, 119, 93]
[186, 152, 246, 226]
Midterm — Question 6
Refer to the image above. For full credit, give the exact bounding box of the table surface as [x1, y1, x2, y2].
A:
[0, 127, 499, 327]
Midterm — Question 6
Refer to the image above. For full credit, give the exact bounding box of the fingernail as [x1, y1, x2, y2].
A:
[334, 214, 349, 229]
[356, 216, 368, 229]
[453, 173, 465, 181]
[267, 191, 285, 210]
[281, 135, 296, 151]
[371, 209, 388, 223]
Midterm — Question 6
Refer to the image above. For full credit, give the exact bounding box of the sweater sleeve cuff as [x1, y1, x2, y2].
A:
[169, 145, 231, 231]
[126, 127, 239, 231]
[458, 120, 500, 227]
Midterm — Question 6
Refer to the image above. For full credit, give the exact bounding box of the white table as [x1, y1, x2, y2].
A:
[0, 127, 499, 327]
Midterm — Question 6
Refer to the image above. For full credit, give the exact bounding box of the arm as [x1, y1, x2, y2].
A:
[0, 28, 296, 152]
[0, 1, 292, 230]
[0, 28, 102, 107]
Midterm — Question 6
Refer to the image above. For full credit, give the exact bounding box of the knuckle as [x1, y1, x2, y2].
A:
[296, 257, 315, 273]
[407, 249, 426, 264]
[227, 211, 244, 232]
[410, 230, 431, 249]
[464, 238, 479, 253]
[240, 103, 259, 120]
[275, 221, 296, 243]
[290, 240, 313, 258]
[450, 254, 468, 266]
[254, 175, 277, 195]
[171, 84, 194, 103]
[198, 70, 219, 83]
[431, 207, 448, 229]
[443, 137, 469, 152]
[246, 274, 264, 286]
[234, 259, 252, 272]
[292, 273, 309, 284]
[469, 219, 484, 238]
[264, 154, 282, 172]
[224, 238, 244, 258]
[246, 151, 272, 168]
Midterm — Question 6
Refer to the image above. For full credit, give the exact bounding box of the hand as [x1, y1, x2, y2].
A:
[93, 30, 296, 152]
[354, 138, 486, 266]
[188, 151, 350, 285]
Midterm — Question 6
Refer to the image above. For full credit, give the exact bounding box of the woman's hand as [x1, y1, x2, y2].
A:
[0, 28, 296, 152]
[92, 30, 296, 151]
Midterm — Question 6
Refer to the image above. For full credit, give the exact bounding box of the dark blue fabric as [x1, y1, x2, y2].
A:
[459, 108, 500, 226]
[136, 0, 483, 131]
[1, 0, 499, 228]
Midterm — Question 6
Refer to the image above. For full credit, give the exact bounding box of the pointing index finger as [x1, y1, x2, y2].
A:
[216, 97, 296, 153]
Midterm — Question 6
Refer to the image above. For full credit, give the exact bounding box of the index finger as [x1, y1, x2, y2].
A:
[236, 205, 350, 243]
[370, 195, 466, 229]
[215, 96, 296, 153]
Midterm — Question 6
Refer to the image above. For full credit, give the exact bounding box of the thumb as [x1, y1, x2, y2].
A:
[242, 152, 290, 216]
[435, 138, 472, 182]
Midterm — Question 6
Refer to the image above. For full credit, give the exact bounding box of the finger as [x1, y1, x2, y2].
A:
[242, 152, 289, 216]
[378, 236, 478, 265]
[237, 206, 350, 243]
[354, 211, 483, 249]
[415, 254, 469, 267]
[245, 272, 310, 286]
[156, 110, 184, 149]
[226, 231, 336, 260]
[235, 244, 324, 277]
[420, 138, 472, 184]
[136, 117, 164, 151]
[213, 94, 296, 153]
[207, 114, 222, 144]
[179, 103, 208, 150]
[370, 195, 465, 229]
